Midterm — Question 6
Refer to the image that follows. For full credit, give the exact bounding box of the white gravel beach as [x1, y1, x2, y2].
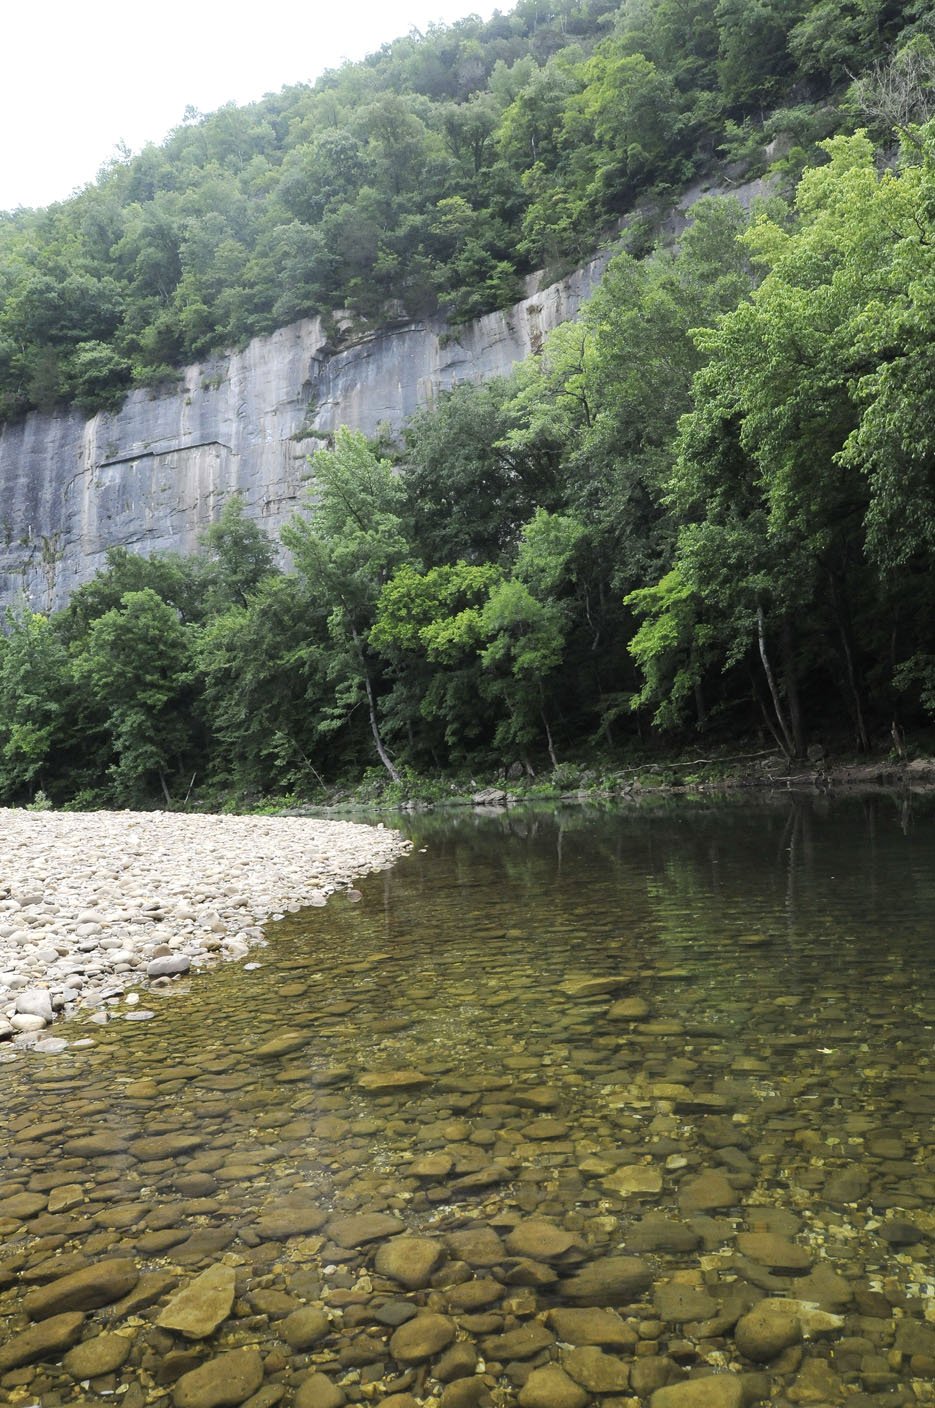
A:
[0, 809, 410, 1053]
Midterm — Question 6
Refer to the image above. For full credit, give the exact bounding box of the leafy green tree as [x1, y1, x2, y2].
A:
[402, 379, 562, 565]
[629, 129, 935, 751]
[564, 42, 687, 209]
[77, 588, 195, 803]
[372, 560, 502, 762]
[0, 611, 77, 801]
[195, 575, 327, 795]
[282, 429, 412, 781]
[476, 510, 585, 768]
[57, 547, 204, 644]
[199, 494, 278, 610]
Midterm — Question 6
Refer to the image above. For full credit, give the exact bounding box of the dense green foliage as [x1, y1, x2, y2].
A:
[0, 0, 928, 420]
[2, 1, 934, 803]
[3, 115, 935, 805]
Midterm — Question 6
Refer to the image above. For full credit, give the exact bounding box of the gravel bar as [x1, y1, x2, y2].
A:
[0, 809, 410, 1051]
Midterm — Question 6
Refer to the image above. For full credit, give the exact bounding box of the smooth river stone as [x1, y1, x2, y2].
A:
[650, 1377, 745, 1408]
[124, 1079, 160, 1098]
[548, 1307, 637, 1348]
[734, 1305, 802, 1363]
[63, 1131, 126, 1157]
[374, 1235, 443, 1289]
[0, 1191, 47, 1219]
[328, 1212, 405, 1247]
[558, 976, 634, 997]
[735, 1233, 812, 1272]
[389, 1312, 456, 1362]
[357, 1069, 432, 1093]
[435, 1341, 479, 1382]
[24, 1257, 139, 1319]
[173, 1347, 264, 1408]
[254, 1202, 328, 1239]
[608, 996, 651, 1019]
[63, 1330, 132, 1377]
[255, 1031, 310, 1058]
[521, 1118, 569, 1140]
[445, 1227, 506, 1267]
[601, 1165, 663, 1197]
[499, 1257, 558, 1288]
[824, 1167, 869, 1205]
[0, 1311, 86, 1372]
[654, 1282, 719, 1323]
[678, 1171, 737, 1213]
[132, 1132, 205, 1159]
[519, 1366, 588, 1408]
[21, 1252, 90, 1284]
[505, 1219, 580, 1261]
[294, 1372, 346, 1408]
[483, 1324, 555, 1360]
[513, 1085, 562, 1110]
[560, 1256, 653, 1305]
[409, 1153, 454, 1179]
[47, 1183, 84, 1214]
[281, 1306, 331, 1350]
[625, 1217, 702, 1254]
[147, 955, 191, 977]
[562, 1346, 630, 1392]
[156, 1263, 236, 1338]
[446, 1278, 504, 1312]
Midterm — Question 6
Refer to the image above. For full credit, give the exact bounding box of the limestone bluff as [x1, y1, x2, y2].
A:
[0, 252, 612, 615]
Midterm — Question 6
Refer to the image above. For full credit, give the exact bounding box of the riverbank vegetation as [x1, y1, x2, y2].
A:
[2, 0, 935, 806]
[2, 113, 935, 807]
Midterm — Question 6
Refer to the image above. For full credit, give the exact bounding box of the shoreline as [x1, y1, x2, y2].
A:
[0, 809, 410, 1055]
[299, 753, 935, 815]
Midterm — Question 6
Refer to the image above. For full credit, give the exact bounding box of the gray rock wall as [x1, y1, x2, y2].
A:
[0, 249, 612, 613]
[0, 172, 772, 613]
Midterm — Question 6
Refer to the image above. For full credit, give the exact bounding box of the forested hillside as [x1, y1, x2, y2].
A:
[0, 0, 927, 420]
[1, 1, 934, 806]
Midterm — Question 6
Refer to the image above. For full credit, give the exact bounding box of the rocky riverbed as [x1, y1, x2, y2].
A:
[0, 809, 410, 1051]
[1, 802, 934, 1408]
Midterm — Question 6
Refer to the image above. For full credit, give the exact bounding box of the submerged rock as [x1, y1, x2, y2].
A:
[156, 1263, 236, 1339]
[561, 1255, 653, 1305]
[650, 1376, 745, 1408]
[173, 1347, 264, 1408]
[327, 1212, 406, 1247]
[63, 1331, 132, 1377]
[734, 1305, 802, 1362]
[374, 1235, 444, 1289]
[519, 1365, 589, 1408]
[389, 1312, 456, 1362]
[358, 1069, 432, 1093]
[0, 1311, 85, 1371]
[23, 1257, 139, 1319]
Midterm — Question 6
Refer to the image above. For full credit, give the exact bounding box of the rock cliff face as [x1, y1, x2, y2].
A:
[0, 174, 771, 613]
[0, 251, 613, 613]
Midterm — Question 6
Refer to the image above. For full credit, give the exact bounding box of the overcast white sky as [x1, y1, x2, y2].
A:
[2, 0, 503, 213]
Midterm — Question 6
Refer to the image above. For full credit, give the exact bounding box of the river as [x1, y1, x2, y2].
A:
[1, 794, 933, 1407]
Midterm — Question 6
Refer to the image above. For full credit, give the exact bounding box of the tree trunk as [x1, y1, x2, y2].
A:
[752, 677, 787, 755]
[780, 619, 806, 759]
[541, 708, 559, 770]
[828, 570, 870, 753]
[756, 603, 797, 760]
[362, 666, 400, 783]
[351, 626, 400, 783]
[694, 679, 707, 730]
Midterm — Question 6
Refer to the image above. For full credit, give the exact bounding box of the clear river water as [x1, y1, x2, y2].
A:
[0, 794, 933, 1408]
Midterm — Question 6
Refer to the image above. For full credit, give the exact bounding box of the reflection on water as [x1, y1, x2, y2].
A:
[1, 795, 933, 1406]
